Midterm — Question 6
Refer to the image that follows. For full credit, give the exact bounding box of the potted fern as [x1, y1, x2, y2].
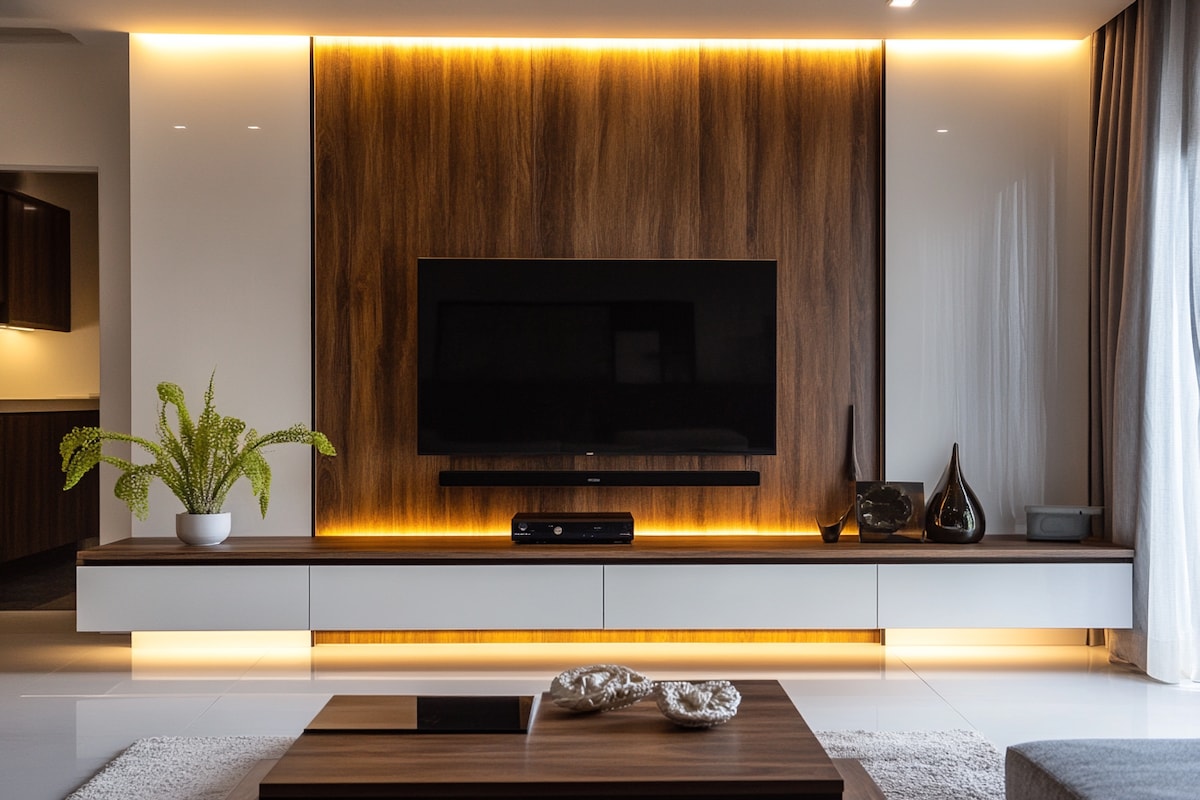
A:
[60, 373, 336, 545]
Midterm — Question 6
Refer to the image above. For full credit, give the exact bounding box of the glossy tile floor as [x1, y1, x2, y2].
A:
[4, 612, 1200, 800]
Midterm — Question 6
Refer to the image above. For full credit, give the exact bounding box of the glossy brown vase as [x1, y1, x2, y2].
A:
[924, 443, 986, 544]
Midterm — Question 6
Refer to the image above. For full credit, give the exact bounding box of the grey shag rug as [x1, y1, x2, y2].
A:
[65, 736, 295, 800]
[67, 729, 1005, 800]
[818, 729, 1006, 800]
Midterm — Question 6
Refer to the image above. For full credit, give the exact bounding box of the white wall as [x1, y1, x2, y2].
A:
[884, 40, 1092, 534]
[129, 35, 313, 537]
[0, 32, 132, 542]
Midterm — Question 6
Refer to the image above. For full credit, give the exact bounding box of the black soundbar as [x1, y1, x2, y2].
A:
[439, 470, 760, 487]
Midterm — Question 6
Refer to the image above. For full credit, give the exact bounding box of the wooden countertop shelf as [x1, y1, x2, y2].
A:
[77, 534, 1133, 567]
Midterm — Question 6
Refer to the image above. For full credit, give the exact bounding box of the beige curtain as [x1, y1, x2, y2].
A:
[1091, 0, 1200, 682]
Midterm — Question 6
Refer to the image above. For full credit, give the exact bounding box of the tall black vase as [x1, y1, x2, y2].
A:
[924, 443, 986, 544]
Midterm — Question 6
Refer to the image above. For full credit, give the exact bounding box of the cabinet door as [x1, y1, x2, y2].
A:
[877, 563, 1133, 628]
[1, 410, 98, 563]
[2, 189, 71, 331]
[310, 565, 604, 630]
[76, 566, 310, 631]
[604, 564, 878, 629]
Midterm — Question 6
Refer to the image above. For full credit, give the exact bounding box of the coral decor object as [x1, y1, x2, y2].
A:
[654, 680, 742, 728]
[549, 665, 656, 712]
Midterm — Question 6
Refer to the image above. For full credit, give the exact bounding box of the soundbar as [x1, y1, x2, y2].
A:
[439, 470, 760, 487]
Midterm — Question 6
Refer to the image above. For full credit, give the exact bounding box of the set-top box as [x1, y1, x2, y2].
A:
[512, 512, 633, 544]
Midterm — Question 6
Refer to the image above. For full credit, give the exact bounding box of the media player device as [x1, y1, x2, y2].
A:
[511, 512, 633, 544]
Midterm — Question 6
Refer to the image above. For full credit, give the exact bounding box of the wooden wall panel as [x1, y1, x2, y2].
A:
[312, 40, 880, 536]
[532, 46, 701, 258]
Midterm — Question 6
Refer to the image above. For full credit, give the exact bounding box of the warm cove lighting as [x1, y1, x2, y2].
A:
[132, 630, 310, 650]
[134, 33, 308, 52]
[323, 36, 875, 52]
[318, 630, 879, 646]
[885, 39, 1086, 56]
[130, 631, 312, 678]
[320, 527, 510, 537]
[318, 527, 822, 537]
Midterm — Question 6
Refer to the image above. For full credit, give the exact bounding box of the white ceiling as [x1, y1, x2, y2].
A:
[2, 0, 1133, 41]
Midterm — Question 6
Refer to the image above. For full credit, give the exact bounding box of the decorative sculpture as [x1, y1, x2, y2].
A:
[549, 666, 742, 728]
[654, 680, 742, 728]
[924, 442, 986, 544]
[549, 664, 656, 712]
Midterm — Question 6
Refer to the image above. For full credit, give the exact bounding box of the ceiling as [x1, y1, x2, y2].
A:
[1, 0, 1132, 41]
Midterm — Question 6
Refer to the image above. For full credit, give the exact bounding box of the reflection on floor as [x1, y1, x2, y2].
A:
[0, 544, 80, 611]
[3, 611, 1198, 800]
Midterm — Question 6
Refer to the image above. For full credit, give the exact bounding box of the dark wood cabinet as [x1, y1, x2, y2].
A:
[0, 410, 97, 563]
[1, 188, 71, 331]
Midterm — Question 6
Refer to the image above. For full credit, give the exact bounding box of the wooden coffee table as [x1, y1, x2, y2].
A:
[252, 680, 882, 799]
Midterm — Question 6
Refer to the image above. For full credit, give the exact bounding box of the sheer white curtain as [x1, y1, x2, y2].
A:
[1099, 0, 1200, 682]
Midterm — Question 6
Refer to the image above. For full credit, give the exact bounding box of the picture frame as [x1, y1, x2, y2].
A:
[855, 481, 925, 543]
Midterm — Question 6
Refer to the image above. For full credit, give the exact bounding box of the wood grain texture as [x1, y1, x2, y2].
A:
[314, 629, 882, 644]
[312, 40, 882, 537]
[532, 45, 701, 258]
[834, 759, 888, 800]
[259, 681, 844, 799]
[1, 411, 97, 562]
[76, 535, 1134, 566]
[224, 759, 280, 800]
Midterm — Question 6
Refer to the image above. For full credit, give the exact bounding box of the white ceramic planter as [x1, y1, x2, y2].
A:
[176, 512, 232, 546]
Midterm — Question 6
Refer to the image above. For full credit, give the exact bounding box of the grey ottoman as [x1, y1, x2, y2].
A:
[1007, 739, 1200, 799]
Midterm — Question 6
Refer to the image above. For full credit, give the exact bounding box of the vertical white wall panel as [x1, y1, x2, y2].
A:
[129, 35, 312, 537]
[884, 41, 1092, 534]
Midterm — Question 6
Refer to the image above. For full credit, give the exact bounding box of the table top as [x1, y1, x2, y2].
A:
[257, 680, 845, 798]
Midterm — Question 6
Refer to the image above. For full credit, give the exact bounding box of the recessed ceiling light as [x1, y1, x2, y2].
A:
[936, 128, 949, 133]
[889, 0, 918, 7]
[173, 125, 187, 129]
[247, 125, 261, 130]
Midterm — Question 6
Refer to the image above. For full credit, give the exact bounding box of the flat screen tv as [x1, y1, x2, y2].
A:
[417, 258, 777, 456]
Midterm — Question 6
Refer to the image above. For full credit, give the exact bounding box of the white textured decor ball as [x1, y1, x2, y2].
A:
[654, 680, 741, 727]
[549, 664, 656, 712]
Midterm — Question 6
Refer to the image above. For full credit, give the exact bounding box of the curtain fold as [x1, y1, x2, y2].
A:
[1091, 0, 1200, 683]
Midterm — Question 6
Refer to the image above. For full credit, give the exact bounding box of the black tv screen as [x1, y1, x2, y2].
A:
[417, 258, 777, 456]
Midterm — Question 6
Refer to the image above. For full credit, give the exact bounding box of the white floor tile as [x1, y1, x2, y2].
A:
[181, 693, 329, 736]
[4, 612, 1197, 799]
[75, 696, 219, 742]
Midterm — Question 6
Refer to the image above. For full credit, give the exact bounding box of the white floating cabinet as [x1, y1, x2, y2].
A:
[76, 565, 311, 631]
[309, 565, 605, 630]
[877, 563, 1133, 629]
[603, 564, 879, 629]
[73, 536, 1134, 635]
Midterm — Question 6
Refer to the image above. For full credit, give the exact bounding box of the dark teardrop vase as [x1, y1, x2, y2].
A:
[924, 443, 986, 544]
